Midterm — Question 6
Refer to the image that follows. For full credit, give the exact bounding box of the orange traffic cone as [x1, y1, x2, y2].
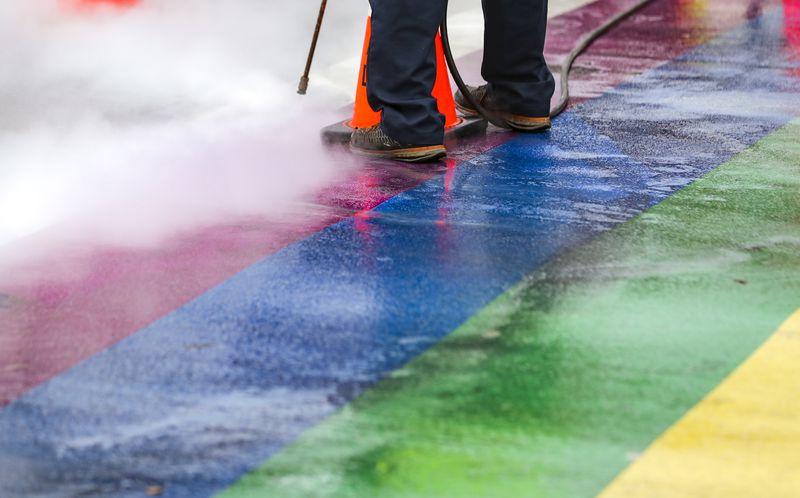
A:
[322, 17, 486, 144]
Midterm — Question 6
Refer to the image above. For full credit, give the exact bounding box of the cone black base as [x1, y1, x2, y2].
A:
[321, 116, 488, 145]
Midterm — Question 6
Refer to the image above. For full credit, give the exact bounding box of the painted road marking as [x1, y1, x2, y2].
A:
[1, 7, 798, 498]
[218, 121, 800, 498]
[597, 310, 800, 498]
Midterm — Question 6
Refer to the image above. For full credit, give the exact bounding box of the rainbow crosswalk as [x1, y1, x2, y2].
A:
[0, 0, 798, 496]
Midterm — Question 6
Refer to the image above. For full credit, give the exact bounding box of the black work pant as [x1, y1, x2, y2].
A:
[366, 0, 555, 145]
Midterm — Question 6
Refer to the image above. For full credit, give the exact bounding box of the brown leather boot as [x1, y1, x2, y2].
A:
[455, 84, 551, 132]
[350, 125, 446, 163]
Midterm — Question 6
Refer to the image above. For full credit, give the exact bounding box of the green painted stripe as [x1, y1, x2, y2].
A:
[218, 121, 800, 498]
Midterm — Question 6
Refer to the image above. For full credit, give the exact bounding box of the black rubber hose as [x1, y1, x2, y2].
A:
[440, 0, 655, 126]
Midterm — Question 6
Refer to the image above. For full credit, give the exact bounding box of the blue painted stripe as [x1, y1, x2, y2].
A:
[0, 11, 798, 498]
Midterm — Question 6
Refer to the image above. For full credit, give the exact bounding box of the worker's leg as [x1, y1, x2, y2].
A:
[481, 0, 555, 117]
[367, 0, 446, 146]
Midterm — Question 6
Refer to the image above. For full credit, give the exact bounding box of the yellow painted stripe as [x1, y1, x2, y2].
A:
[597, 309, 800, 498]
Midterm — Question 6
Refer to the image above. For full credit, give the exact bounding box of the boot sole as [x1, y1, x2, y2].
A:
[455, 103, 551, 133]
[350, 144, 447, 163]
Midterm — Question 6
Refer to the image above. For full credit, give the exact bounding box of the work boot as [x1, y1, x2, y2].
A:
[350, 125, 446, 162]
[455, 84, 551, 132]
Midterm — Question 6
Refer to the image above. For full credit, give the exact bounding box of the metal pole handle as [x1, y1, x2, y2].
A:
[298, 0, 328, 95]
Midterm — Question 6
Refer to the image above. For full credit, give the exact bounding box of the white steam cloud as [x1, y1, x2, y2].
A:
[0, 0, 580, 256]
[0, 0, 368, 251]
